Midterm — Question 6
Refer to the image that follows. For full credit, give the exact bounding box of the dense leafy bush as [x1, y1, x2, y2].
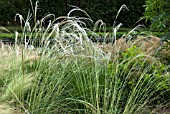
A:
[143, 0, 170, 42]
[108, 46, 170, 105]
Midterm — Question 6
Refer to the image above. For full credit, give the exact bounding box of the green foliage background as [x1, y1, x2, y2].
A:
[0, 0, 146, 27]
[143, 0, 170, 40]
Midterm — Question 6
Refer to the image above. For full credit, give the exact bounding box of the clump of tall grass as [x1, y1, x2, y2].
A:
[0, 1, 170, 114]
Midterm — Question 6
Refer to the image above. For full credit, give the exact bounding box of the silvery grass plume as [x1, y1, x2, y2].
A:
[14, 1, 108, 60]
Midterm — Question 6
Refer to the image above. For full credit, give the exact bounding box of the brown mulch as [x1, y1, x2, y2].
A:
[0, 104, 23, 114]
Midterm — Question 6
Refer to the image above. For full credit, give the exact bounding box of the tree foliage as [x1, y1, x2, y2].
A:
[143, 0, 170, 40]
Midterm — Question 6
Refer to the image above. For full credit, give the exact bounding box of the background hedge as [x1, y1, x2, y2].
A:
[0, 0, 146, 27]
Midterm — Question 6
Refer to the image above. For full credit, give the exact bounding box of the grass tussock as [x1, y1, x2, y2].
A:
[0, 3, 170, 114]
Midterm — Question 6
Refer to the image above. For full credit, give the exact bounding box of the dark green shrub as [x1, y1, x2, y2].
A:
[143, 0, 170, 43]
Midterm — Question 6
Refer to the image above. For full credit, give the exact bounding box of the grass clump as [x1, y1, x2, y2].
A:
[0, 3, 170, 114]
